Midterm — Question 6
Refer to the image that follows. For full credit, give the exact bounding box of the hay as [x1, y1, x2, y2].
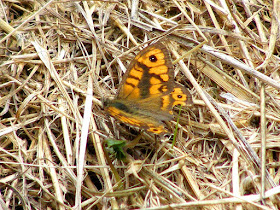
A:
[1, 0, 280, 209]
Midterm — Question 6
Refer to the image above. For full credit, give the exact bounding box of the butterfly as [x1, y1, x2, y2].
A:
[104, 42, 192, 134]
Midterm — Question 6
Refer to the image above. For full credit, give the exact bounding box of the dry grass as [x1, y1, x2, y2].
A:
[1, 0, 280, 209]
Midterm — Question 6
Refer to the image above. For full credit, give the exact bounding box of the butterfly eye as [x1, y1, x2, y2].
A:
[149, 55, 157, 62]
[177, 95, 182, 98]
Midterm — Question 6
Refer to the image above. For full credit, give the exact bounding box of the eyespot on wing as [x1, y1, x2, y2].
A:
[171, 84, 193, 107]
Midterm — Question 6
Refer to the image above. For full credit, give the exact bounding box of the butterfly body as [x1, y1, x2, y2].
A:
[105, 42, 192, 134]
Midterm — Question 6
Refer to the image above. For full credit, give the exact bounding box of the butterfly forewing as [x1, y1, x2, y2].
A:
[117, 43, 174, 101]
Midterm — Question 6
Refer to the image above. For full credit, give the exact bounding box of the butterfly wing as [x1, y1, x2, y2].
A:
[116, 42, 174, 101]
[105, 101, 168, 134]
[105, 84, 193, 134]
[161, 83, 193, 114]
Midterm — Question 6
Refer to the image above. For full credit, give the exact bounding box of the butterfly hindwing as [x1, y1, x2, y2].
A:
[105, 102, 168, 134]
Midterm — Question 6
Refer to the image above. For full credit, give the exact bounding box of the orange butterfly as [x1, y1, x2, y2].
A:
[104, 42, 192, 134]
